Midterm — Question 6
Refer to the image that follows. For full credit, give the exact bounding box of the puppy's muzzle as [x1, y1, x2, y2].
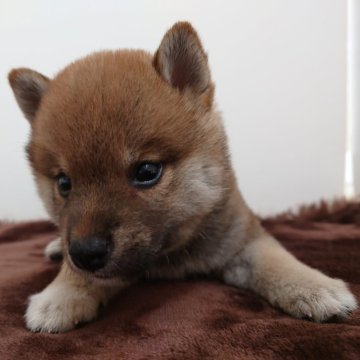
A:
[69, 236, 110, 272]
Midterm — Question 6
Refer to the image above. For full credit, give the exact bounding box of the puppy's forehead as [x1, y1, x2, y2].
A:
[34, 50, 206, 166]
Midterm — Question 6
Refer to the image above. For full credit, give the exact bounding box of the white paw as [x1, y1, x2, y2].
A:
[283, 278, 357, 322]
[26, 282, 100, 333]
[44, 238, 63, 261]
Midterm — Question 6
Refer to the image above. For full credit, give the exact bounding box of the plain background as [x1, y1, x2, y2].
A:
[0, 0, 352, 220]
[349, 0, 360, 199]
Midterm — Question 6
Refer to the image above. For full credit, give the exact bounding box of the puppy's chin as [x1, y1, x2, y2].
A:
[90, 274, 126, 287]
[88, 269, 141, 287]
[64, 256, 123, 285]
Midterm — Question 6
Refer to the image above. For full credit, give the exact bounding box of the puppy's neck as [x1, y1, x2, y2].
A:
[151, 180, 264, 278]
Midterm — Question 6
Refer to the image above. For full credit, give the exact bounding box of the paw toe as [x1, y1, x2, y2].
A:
[297, 281, 358, 322]
[44, 238, 63, 262]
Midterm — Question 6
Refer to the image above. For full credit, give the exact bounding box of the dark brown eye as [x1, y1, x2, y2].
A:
[133, 162, 162, 188]
[56, 173, 71, 197]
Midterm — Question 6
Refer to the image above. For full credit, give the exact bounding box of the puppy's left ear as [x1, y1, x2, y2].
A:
[153, 22, 213, 107]
[8, 68, 49, 123]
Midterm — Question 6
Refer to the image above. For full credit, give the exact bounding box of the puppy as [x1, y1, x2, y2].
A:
[8, 22, 357, 333]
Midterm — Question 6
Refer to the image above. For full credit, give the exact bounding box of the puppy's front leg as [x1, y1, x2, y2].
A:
[223, 235, 358, 322]
[26, 262, 122, 333]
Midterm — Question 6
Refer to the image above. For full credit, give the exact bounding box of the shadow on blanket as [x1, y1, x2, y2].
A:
[0, 200, 359, 359]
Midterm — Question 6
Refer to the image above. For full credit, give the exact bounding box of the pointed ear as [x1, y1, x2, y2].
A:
[8, 68, 49, 123]
[153, 22, 212, 98]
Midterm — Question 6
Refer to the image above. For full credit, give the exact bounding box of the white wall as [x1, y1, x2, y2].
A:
[0, 0, 347, 220]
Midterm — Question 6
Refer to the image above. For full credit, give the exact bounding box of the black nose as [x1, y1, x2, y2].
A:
[69, 237, 110, 272]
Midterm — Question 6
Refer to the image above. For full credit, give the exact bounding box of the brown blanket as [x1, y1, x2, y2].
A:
[0, 201, 359, 359]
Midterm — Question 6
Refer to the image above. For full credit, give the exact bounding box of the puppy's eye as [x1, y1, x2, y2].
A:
[56, 173, 72, 197]
[133, 162, 162, 188]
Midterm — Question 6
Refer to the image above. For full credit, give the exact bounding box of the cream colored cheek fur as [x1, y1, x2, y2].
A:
[169, 158, 225, 218]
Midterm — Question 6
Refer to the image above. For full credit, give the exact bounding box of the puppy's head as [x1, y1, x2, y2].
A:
[8, 22, 231, 280]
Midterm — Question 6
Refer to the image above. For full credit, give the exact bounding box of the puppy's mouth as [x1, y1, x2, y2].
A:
[66, 245, 162, 281]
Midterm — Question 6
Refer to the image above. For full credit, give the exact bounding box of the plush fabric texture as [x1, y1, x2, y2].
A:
[0, 200, 359, 359]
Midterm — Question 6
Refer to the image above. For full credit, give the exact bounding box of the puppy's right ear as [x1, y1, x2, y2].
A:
[8, 68, 49, 123]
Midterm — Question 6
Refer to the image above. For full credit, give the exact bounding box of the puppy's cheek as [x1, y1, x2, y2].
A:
[35, 174, 56, 217]
[111, 226, 154, 256]
[104, 228, 162, 277]
[169, 160, 224, 219]
[35, 173, 63, 224]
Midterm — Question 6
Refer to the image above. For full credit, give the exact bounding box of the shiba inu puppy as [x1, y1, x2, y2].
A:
[8, 22, 357, 333]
